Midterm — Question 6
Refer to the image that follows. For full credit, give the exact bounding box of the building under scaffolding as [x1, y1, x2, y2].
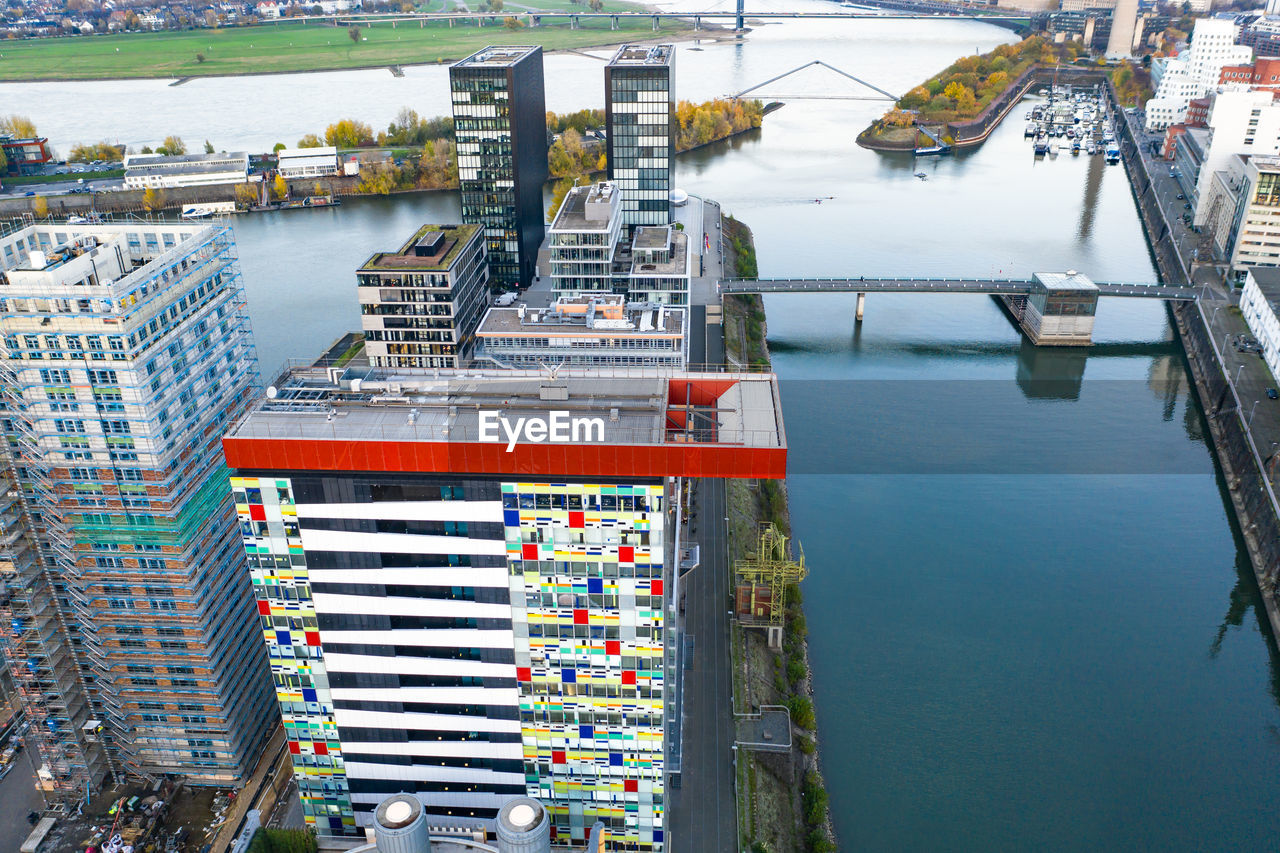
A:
[0, 222, 277, 803]
[733, 522, 806, 647]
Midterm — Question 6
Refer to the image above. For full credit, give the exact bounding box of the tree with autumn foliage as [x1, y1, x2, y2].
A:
[324, 119, 374, 149]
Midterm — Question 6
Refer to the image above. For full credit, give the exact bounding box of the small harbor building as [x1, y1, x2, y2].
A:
[123, 151, 251, 189]
[357, 224, 489, 369]
[276, 146, 340, 179]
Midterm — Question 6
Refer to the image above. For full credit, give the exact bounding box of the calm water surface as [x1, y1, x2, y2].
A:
[13, 10, 1280, 850]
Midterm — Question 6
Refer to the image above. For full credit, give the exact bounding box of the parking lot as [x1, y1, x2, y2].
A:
[0, 160, 126, 199]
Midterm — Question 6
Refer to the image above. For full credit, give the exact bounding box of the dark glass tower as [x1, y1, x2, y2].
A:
[450, 46, 548, 291]
[605, 44, 675, 229]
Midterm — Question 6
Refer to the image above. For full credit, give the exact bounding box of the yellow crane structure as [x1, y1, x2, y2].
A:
[733, 522, 806, 648]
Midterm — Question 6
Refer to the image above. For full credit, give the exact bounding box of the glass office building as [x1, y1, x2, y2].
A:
[450, 46, 548, 291]
[605, 45, 675, 230]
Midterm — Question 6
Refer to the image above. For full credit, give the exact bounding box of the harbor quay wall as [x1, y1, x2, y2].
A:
[860, 65, 1113, 152]
[1105, 76, 1280, 637]
[0, 174, 365, 217]
[949, 66, 1108, 147]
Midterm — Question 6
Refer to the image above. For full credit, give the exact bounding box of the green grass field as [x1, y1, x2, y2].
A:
[0, 9, 692, 82]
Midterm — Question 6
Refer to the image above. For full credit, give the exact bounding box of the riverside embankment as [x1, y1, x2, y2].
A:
[1109, 82, 1280, 638]
[721, 216, 835, 853]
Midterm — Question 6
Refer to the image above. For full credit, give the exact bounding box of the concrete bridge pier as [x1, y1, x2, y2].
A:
[855, 291, 865, 323]
[652, 14, 659, 30]
[694, 15, 701, 29]
[609, 15, 617, 29]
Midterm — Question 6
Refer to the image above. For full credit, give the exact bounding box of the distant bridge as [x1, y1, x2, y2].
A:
[294, 8, 1034, 31]
[719, 277, 1197, 300]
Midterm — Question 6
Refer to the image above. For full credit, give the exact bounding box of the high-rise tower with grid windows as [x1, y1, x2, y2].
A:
[223, 365, 787, 849]
[450, 46, 549, 291]
[606, 45, 675, 230]
[0, 222, 277, 801]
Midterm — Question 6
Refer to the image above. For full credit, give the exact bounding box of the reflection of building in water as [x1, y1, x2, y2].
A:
[1015, 339, 1087, 400]
[1147, 353, 1185, 421]
[1077, 150, 1106, 241]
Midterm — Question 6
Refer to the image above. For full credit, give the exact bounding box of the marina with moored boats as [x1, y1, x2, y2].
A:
[1025, 85, 1121, 163]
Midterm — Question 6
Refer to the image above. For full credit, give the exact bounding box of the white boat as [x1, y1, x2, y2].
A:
[1025, 121, 1038, 138]
[1048, 143, 1059, 157]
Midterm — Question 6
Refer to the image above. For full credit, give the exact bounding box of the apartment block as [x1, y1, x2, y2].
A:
[1145, 19, 1253, 131]
[0, 222, 277, 798]
[451, 47, 548, 290]
[605, 45, 675, 229]
[223, 366, 786, 848]
[358, 224, 489, 369]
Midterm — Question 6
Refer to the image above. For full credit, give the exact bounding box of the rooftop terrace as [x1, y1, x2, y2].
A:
[609, 43, 674, 66]
[224, 366, 785, 478]
[359, 224, 481, 273]
[453, 45, 541, 68]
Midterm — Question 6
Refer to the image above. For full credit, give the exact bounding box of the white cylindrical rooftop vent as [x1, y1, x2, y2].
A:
[374, 795, 431, 853]
[495, 798, 550, 853]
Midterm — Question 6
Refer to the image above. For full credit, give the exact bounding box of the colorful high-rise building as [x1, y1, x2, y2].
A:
[224, 366, 785, 848]
[451, 46, 549, 291]
[605, 45, 675, 229]
[0, 222, 277, 799]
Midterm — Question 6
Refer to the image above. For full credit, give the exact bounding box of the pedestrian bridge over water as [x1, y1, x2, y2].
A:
[719, 277, 1197, 300]
[718, 272, 1198, 346]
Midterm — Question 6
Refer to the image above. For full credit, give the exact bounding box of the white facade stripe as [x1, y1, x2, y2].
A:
[309, 567, 508, 588]
[343, 762, 525, 785]
[334, 708, 523, 733]
[342, 741, 523, 759]
[295, 500, 504, 522]
[312, 593, 512, 620]
[299, 528, 507, 556]
[319, 629, 515, 648]
[330, 686, 520, 704]
[323, 654, 516, 679]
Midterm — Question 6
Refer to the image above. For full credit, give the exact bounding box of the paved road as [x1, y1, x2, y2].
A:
[0, 179, 125, 199]
[667, 478, 736, 853]
[1121, 108, 1217, 274]
[0, 749, 46, 853]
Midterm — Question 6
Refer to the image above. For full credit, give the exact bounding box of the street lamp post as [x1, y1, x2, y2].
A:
[1237, 363, 1246, 385]
[1249, 399, 1261, 427]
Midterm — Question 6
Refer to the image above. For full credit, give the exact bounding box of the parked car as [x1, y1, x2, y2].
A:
[1184, 203, 1192, 210]
[1176, 194, 1186, 200]
[1268, 388, 1278, 400]
[23, 191, 34, 197]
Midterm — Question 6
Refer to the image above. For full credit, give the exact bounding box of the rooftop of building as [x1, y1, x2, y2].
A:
[633, 226, 671, 252]
[277, 146, 338, 159]
[225, 366, 786, 476]
[453, 45, 540, 68]
[1251, 153, 1280, 173]
[0, 221, 211, 278]
[550, 182, 618, 232]
[608, 43, 674, 67]
[632, 228, 688, 277]
[477, 294, 685, 336]
[124, 151, 249, 168]
[1034, 271, 1098, 292]
[1248, 265, 1280, 303]
[359, 224, 482, 273]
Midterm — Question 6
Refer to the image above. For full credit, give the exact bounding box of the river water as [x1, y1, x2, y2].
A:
[13, 5, 1280, 850]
